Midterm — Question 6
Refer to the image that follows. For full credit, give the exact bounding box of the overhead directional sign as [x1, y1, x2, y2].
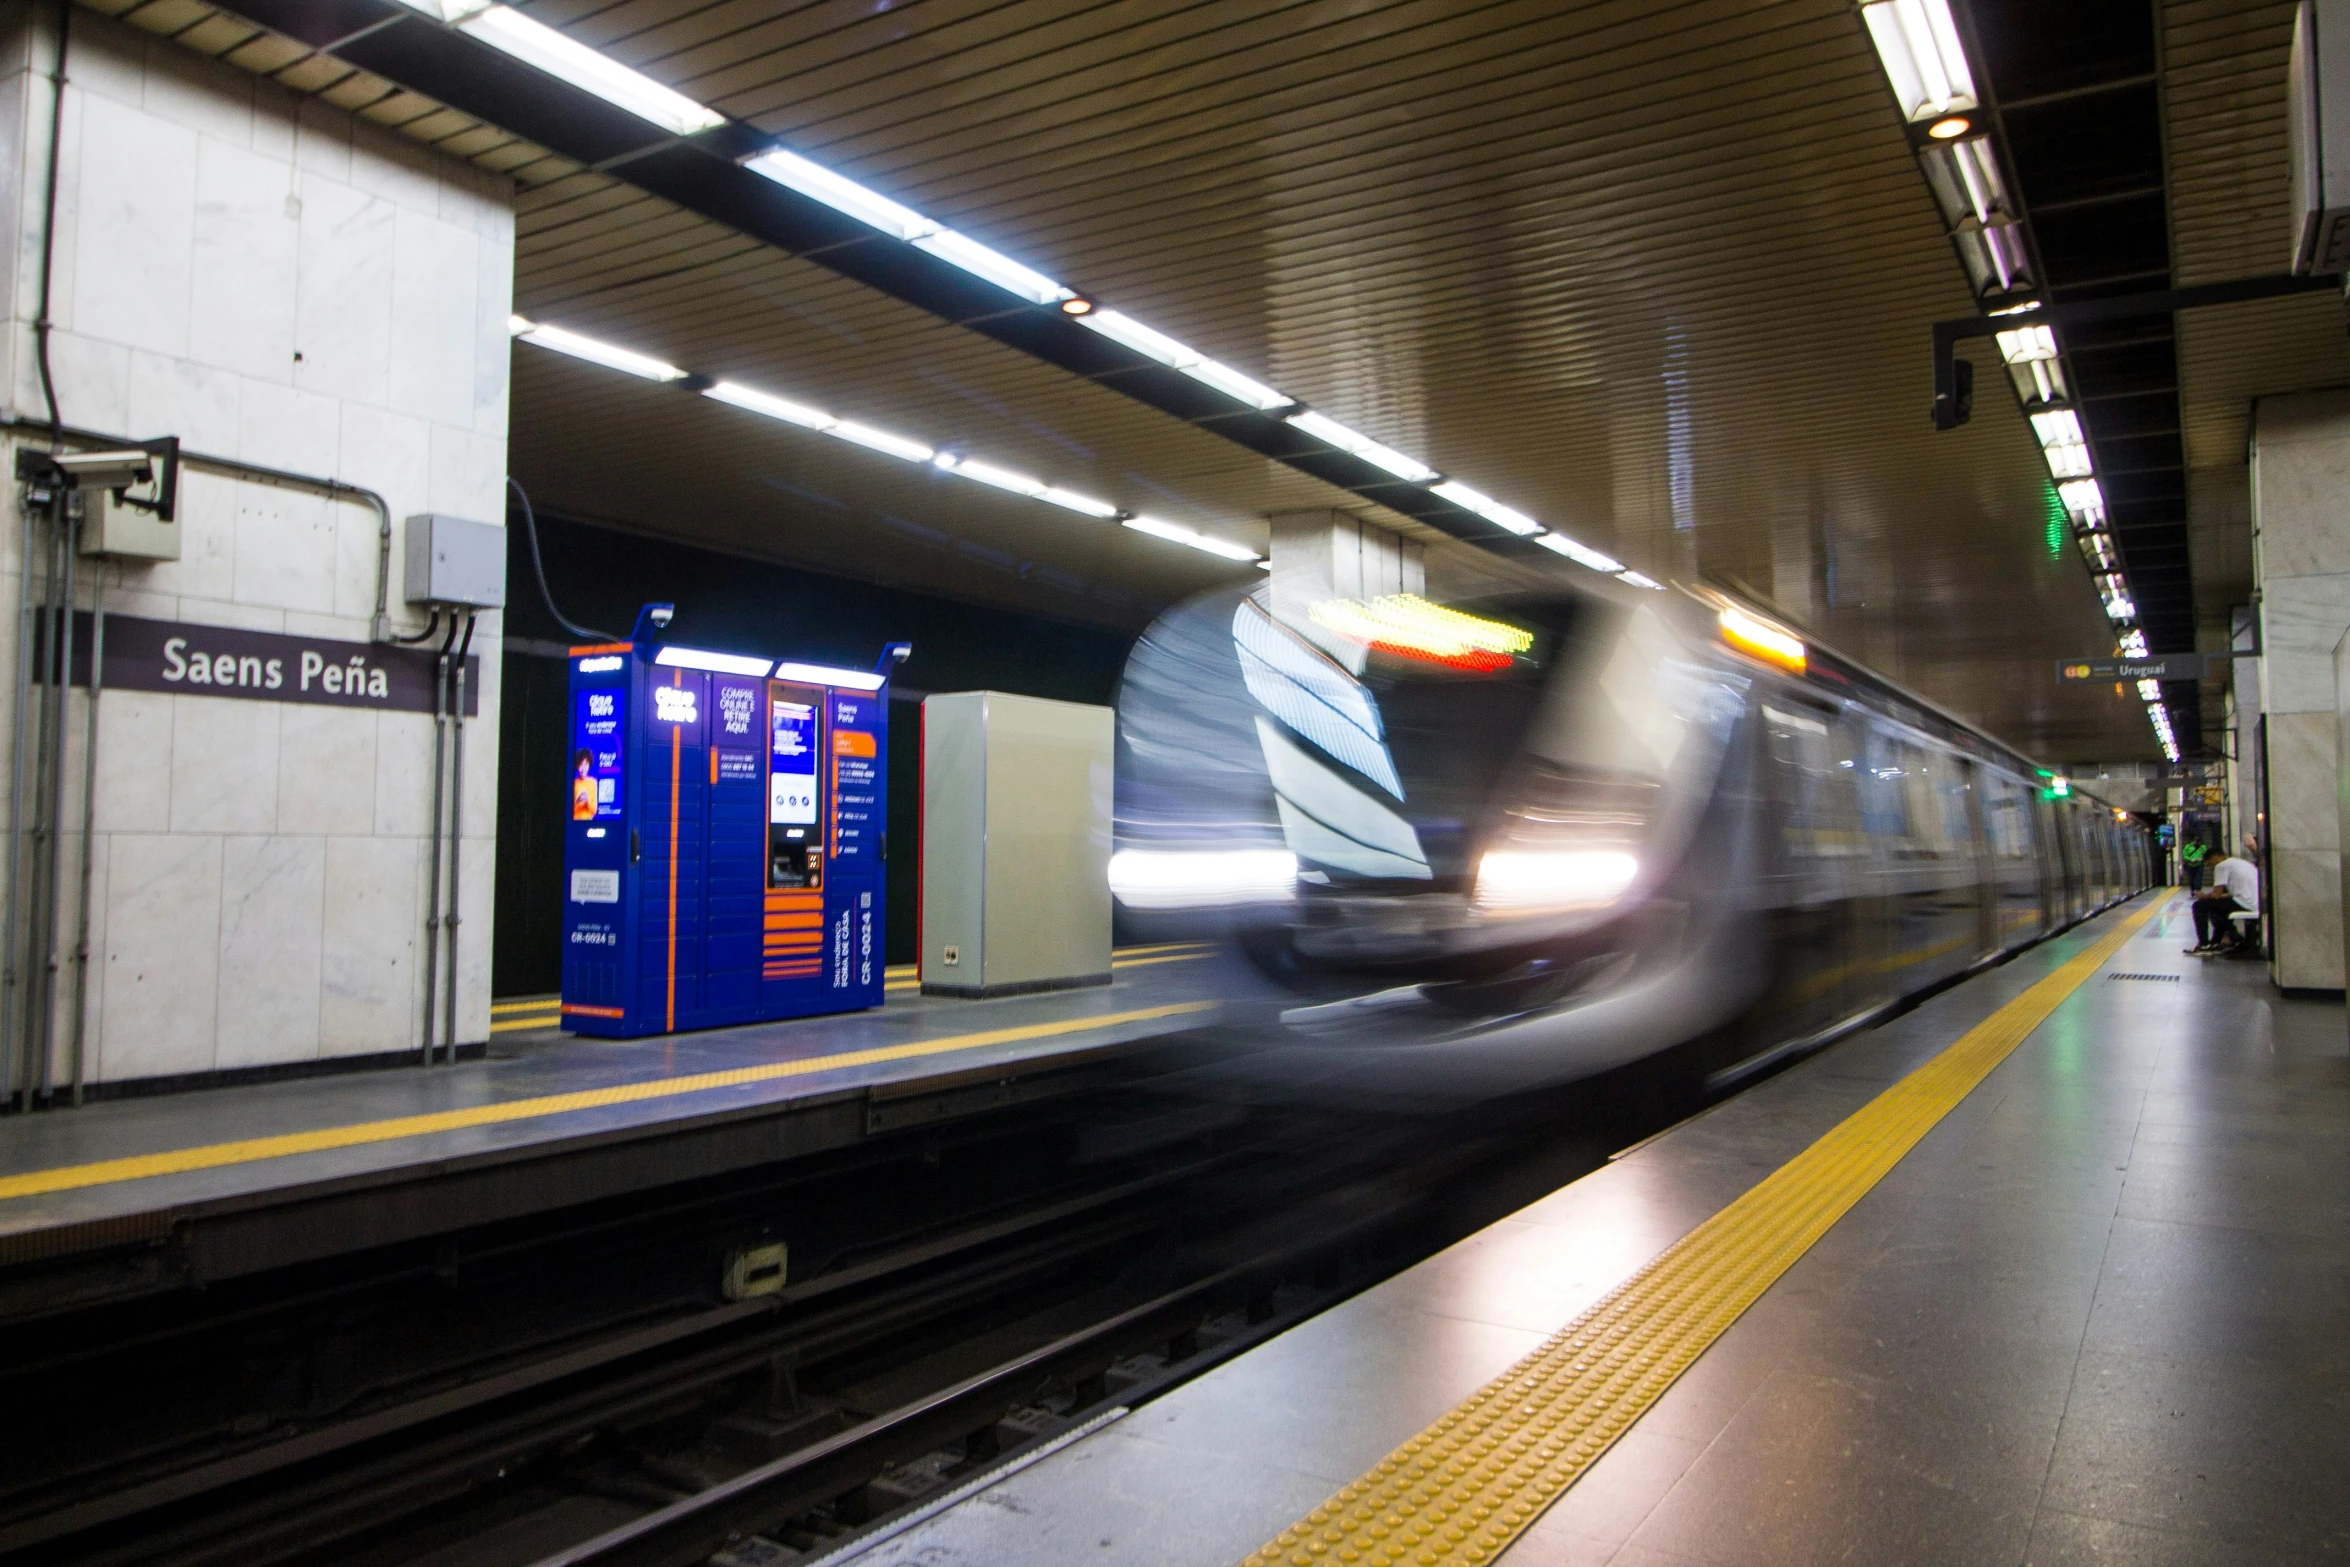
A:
[2057, 655, 2209, 682]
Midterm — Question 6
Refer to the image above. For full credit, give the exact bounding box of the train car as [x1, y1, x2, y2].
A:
[1110, 576, 2151, 1097]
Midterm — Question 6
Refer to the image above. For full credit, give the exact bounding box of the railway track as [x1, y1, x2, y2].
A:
[2, 1057, 1660, 1567]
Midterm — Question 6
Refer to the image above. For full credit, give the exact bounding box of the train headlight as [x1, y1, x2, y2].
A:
[1109, 848, 1298, 910]
[1473, 849, 1640, 913]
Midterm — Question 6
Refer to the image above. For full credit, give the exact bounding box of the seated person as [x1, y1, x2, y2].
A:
[2186, 850, 2259, 953]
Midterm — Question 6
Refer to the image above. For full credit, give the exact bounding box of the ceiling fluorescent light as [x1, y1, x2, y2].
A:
[513, 320, 686, 381]
[1616, 570, 1665, 590]
[2119, 629, 2149, 656]
[1533, 533, 1626, 574]
[1992, 324, 2049, 364]
[1861, 0, 1978, 122]
[1286, 411, 1438, 482]
[1430, 479, 1541, 536]
[1039, 487, 1119, 518]
[2136, 678, 2162, 701]
[1123, 516, 1260, 562]
[655, 645, 773, 677]
[741, 148, 1076, 306]
[704, 380, 835, 431]
[743, 148, 931, 241]
[2029, 409, 2083, 446]
[1079, 310, 1292, 411]
[458, 8, 723, 137]
[2057, 478, 2104, 515]
[940, 456, 1047, 497]
[2044, 443, 2094, 479]
[909, 229, 1074, 307]
[828, 421, 933, 463]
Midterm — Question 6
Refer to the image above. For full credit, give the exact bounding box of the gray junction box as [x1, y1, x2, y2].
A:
[403, 512, 507, 608]
[919, 691, 1113, 998]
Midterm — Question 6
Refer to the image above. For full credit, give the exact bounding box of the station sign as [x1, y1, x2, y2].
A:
[2057, 654, 2208, 682]
[56, 612, 478, 714]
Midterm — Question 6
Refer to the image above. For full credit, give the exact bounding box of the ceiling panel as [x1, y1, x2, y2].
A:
[104, 0, 2203, 758]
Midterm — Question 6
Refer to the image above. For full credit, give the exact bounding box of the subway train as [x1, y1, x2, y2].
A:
[1110, 574, 2154, 1098]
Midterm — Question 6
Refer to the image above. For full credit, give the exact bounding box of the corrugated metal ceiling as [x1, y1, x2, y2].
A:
[89, 0, 2347, 760]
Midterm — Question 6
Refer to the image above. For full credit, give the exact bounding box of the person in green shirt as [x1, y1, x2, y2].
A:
[2180, 838, 2207, 891]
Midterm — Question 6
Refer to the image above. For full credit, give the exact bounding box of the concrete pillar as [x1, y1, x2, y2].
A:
[0, 9, 514, 1095]
[2248, 391, 2350, 994]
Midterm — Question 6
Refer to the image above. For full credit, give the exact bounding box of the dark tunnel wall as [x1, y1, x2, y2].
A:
[493, 511, 1140, 996]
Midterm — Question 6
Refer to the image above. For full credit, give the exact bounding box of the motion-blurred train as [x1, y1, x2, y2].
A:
[1110, 573, 2154, 1097]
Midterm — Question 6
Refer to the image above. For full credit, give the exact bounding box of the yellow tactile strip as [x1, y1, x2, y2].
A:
[0, 1001, 1218, 1203]
[1244, 897, 2165, 1567]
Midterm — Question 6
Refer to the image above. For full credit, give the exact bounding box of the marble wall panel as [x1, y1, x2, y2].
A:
[292, 95, 350, 182]
[236, 376, 340, 478]
[70, 92, 195, 358]
[278, 704, 377, 836]
[127, 346, 240, 455]
[99, 831, 221, 1079]
[35, 328, 131, 434]
[428, 422, 506, 521]
[2266, 709, 2341, 855]
[169, 694, 278, 834]
[372, 709, 435, 838]
[2257, 572, 2350, 716]
[0, 11, 513, 1085]
[320, 832, 421, 1056]
[215, 833, 325, 1068]
[140, 30, 256, 149]
[389, 206, 478, 429]
[292, 171, 394, 407]
[189, 134, 297, 382]
[95, 689, 173, 832]
[2274, 847, 2345, 991]
[231, 483, 338, 612]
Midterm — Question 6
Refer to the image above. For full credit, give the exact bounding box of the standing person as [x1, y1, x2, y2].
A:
[2180, 836, 2207, 891]
[2185, 849, 2259, 954]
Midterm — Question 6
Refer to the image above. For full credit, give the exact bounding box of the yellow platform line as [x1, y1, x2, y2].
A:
[490, 997, 558, 1015]
[0, 1001, 1220, 1203]
[1243, 896, 2165, 1567]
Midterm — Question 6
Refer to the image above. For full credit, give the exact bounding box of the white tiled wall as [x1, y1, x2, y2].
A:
[2249, 390, 2350, 994]
[0, 9, 512, 1085]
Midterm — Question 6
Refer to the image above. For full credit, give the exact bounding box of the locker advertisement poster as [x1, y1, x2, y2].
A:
[571, 687, 624, 821]
[771, 696, 818, 825]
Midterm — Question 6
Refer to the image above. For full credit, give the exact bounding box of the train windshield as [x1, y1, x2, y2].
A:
[1340, 592, 1587, 882]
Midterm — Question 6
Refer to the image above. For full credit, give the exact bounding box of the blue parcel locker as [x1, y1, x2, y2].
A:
[560, 614, 895, 1038]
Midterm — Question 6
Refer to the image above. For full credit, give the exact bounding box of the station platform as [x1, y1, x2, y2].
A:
[853, 894, 2350, 1567]
[0, 943, 1251, 1311]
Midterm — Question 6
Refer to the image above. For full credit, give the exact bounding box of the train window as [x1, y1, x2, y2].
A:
[1933, 755, 1976, 851]
[1898, 743, 1956, 856]
[1763, 702, 1862, 861]
[1981, 772, 2034, 859]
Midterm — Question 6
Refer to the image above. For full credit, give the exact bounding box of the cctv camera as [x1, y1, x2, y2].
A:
[54, 449, 154, 492]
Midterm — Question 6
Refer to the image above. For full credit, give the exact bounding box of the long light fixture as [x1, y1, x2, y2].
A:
[2030, 409, 2093, 479]
[395, 0, 723, 137]
[1861, 0, 1979, 122]
[1866, 2, 2176, 761]
[1286, 411, 1440, 483]
[510, 316, 685, 382]
[1429, 480, 1539, 536]
[520, 326, 1262, 562]
[1122, 516, 1262, 562]
[1533, 533, 1626, 574]
[463, 1, 1649, 585]
[1076, 311, 1292, 411]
